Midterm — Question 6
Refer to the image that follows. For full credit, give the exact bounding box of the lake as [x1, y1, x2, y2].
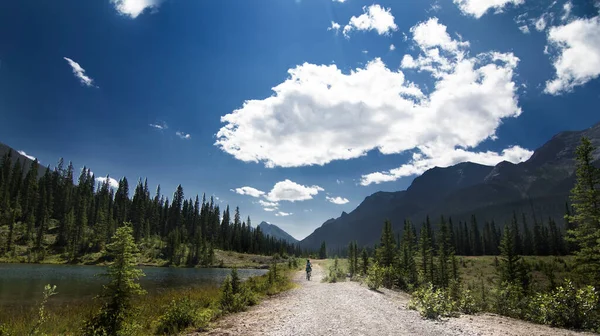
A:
[0, 263, 267, 307]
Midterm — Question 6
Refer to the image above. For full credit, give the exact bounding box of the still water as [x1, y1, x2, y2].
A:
[0, 263, 267, 307]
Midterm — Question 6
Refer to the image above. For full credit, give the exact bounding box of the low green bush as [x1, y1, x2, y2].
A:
[408, 283, 457, 319]
[366, 262, 385, 290]
[155, 298, 213, 335]
[526, 280, 599, 330]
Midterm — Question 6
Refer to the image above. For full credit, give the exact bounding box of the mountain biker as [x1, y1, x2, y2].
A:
[306, 259, 312, 280]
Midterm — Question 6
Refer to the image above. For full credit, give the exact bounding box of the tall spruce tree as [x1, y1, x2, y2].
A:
[565, 137, 600, 287]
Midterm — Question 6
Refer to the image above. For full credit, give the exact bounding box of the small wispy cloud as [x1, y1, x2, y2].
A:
[328, 21, 341, 33]
[63, 57, 96, 87]
[149, 122, 168, 130]
[176, 131, 191, 139]
[18, 150, 36, 161]
[110, 0, 164, 19]
[428, 2, 442, 12]
[389, 44, 396, 51]
[275, 211, 292, 217]
[326, 196, 350, 205]
[518, 25, 530, 34]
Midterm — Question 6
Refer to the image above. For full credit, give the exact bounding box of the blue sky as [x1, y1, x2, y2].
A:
[1, 0, 599, 240]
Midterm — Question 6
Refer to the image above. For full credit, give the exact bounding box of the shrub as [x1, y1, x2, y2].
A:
[543, 280, 599, 330]
[366, 262, 385, 290]
[323, 257, 346, 283]
[492, 281, 526, 319]
[408, 283, 456, 319]
[155, 298, 213, 335]
[458, 289, 481, 315]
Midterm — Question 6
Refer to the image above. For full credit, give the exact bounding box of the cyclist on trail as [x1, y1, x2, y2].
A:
[306, 259, 312, 280]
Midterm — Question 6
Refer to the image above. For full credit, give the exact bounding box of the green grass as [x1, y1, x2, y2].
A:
[0, 265, 297, 335]
[457, 255, 574, 290]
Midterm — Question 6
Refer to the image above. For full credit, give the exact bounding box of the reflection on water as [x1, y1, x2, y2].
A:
[0, 263, 267, 307]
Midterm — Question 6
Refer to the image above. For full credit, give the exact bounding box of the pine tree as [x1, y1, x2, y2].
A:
[361, 248, 369, 275]
[319, 241, 327, 259]
[377, 219, 396, 267]
[419, 220, 434, 283]
[565, 137, 600, 287]
[470, 215, 482, 255]
[498, 225, 530, 291]
[83, 224, 146, 335]
[521, 213, 534, 255]
[510, 212, 523, 255]
[437, 216, 453, 288]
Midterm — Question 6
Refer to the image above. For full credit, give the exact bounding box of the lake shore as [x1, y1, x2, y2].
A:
[0, 249, 277, 269]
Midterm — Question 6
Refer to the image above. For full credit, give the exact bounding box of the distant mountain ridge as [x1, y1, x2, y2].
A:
[257, 221, 299, 244]
[300, 121, 600, 250]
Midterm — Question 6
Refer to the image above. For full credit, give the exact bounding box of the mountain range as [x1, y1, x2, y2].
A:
[257, 221, 299, 244]
[299, 121, 600, 251]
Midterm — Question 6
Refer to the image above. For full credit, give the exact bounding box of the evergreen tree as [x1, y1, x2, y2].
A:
[83, 224, 146, 335]
[437, 216, 453, 288]
[470, 215, 482, 255]
[498, 225, 530, 291]
[565, 137, 600, 287]
[377, 219, 396, 267]
[521, 213, 534, 255]
[319, 241, 327, 259]
[419, 220, 434, 283]
[361, 248, 369, 275]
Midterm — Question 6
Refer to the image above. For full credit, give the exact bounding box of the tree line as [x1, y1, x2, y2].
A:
[347, 136, 600, 330]
[0, 151, 303, 264]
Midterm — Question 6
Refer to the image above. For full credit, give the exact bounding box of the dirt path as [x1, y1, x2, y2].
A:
[191, 262, 597, 336]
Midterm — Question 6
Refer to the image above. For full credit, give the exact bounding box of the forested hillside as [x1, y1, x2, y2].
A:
[0, 148, 303, 265]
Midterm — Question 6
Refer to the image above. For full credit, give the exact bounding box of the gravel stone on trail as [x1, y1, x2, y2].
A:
[191, 262, 598, 336]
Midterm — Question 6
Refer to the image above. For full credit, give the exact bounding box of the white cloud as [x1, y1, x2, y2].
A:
[429, 3, 442, 12]
[275, 211, 292, 217]
[342, 5, 398, 38]
[561, 2, 573, 21]
[264, 208, 277, 212]
[216, 18, 525, 185]
[258, 200, 279, 207]
[362, 50, 369, 54]
[265, 179, 324, 202]
[110, 0, 163, 19]
[535, 15, 548, 31]
[336, 179, 343, 184]
[389, 44, 396, 51]
[232, 186, 265, 198]
[544, 15, 600, 95]
[17, 150, 36, 161]
[175, 131, 191, 139]
[453, 0, 525, 18]
[333, 0, 346, 3]
[235, 179, 323, 203]
[326, 196, 350, 204]
[149, 122, 168, 130]
[518, 25, 530, 33]
[96, 176, 120, 189]
[63, 57, 96, 87]
[360, 146, 533, 185]
[328, 21, 341, 32]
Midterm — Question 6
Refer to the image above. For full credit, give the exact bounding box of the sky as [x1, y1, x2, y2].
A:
[1, 0, 600, 240]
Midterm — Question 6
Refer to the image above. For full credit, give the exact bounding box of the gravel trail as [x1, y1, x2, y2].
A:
[191, 261, 597, 336]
